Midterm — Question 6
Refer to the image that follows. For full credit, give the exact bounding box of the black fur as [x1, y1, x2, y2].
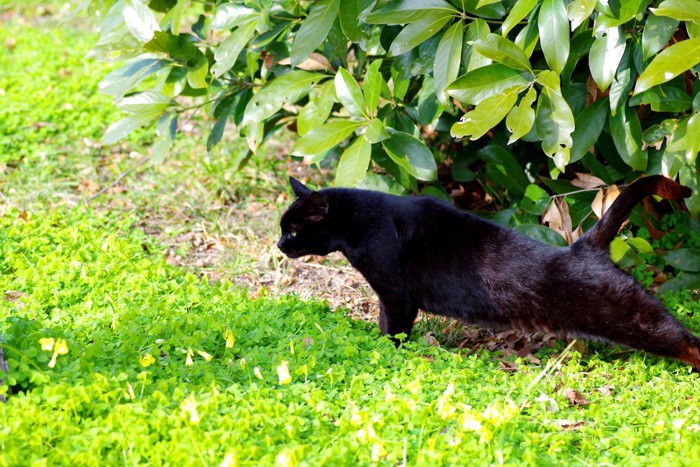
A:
[278, 175, 700, 370]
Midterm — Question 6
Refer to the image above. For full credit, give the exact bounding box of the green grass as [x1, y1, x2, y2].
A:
[3, 2, 700, 466]
[3, 206, 700, 466]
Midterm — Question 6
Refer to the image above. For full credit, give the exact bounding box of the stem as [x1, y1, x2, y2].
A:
[86, 154, 153, 204]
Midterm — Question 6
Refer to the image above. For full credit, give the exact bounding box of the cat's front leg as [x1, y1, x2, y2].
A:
[378, 297, 418, 346]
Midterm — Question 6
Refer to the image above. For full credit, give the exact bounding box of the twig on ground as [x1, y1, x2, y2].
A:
[85, 154, 152, 203]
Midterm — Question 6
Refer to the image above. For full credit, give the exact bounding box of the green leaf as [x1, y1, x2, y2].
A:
[464, 18, 492, 71]
[506, 86, 536, 144]
[686, 113, 700, 163]
[364, 118, 390, 143]
[535, 71, 575, 168]
[290, 0, 340, 67]
[339, 0, 363, 42]
[364, 0, 456, 24]
[589, 26, 626, 92]
[211, 19, 258, 77]
[298, 81, 336, 136]
[388, 11, 453, 56]
[116, 91, 175, 114]
[434, 22, 463, 106]
[538, 0, 570, 74]
[98, 57, 168, 98]
[102, 113, 159, 145]
[292, 121, 364, 157]
[478, 145, 529, 196]
[210, 3, 257, 31]
[629, 86, 692, 112]
[207, 96, 236, 152]
[659, 272, 700, 293]
[610, 238, 644, 267]
[522, 183, 551, 214]
[151, 114, 177, 163]
[187, 55, 208, 89]
[446, 64, 532, 105]
[451, 86, 521, 140]
[513, 224, 568, 247]
[627, 237, 654, 254]
[608, 50, 633, 114]
[650, 0, 700, 22]
[609, 105, 648, 170]
[144, 31, 202, 65]
[364, 60, 384, 116]
[473, 33, 532, 72]
[502, 0, 538, 35]
[335, 68, 367, 118]
[242, 71, 324, 126]
[642, 14, 680, 60]
[515, 12, 540, 58]
[662, 249, 700, 272]
[335, 137, 372, 187]
[570, 97, 608, 162]
[634, 38, 700, 94]
[567, 0, 597, 30]
[123, 0, 161, 42]
[382, 132, 438, 181]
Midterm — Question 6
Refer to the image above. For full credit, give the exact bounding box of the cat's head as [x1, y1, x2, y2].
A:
[277, 177, 333, 258]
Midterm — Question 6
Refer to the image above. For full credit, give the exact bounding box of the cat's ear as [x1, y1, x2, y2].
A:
[304, 192, 328, 222]
[289, 176, 312, 198]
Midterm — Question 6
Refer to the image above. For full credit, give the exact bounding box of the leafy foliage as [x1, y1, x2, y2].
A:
[3, 206, 700, 464]
[84, 0, 699, 217]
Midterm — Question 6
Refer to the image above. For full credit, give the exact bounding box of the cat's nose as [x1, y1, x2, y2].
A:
[277, 238, 284, 250]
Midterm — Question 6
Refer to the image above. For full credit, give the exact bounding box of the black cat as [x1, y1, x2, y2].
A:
[278, 175, 700, 370]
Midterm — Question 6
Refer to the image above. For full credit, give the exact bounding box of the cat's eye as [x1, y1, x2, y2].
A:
[290, 231, 298, 238]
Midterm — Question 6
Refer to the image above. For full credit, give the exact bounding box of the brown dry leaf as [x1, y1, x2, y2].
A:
[564, 388, 590, 406]
[571, 224, 584, 243]
[595, 385, 615, 397]
[302, 337, 314, 348]
[544, 198, 573, 244]
[571, 173, 606, 190]
[77, 179, 100, 195]
[4, 290, 28, 301]
[591, 188, 604, 218]
[602, 184, 620, 215]
[499, 360, 518, 372]
[423, 333, 440, 347]
[556, 420, 586, 430]
[570, 340, 589, 355]
[585, 76, 599, 104]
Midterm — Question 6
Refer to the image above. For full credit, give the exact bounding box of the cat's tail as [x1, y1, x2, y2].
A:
[578, 175, 691, 249]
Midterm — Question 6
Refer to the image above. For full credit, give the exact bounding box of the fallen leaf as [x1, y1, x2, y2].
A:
[564, 388, 590, 406]
[571, 173, 606, 190]
[423, 333, 440, 347]
[602, 184, 620, 216]
[499, 360, 518, 372]
[595, 385, 614, 396]
[4, 290, 27, 301]
[556, 419, 586, 430]
[591, 188, 604, 218]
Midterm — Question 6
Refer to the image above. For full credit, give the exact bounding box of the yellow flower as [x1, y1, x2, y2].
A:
[197, 349, 213, 362]
[437, 382, 456, 419]
[254, 367, 264, 380]
[140, 353, 156, 367]
[289, 340, 295, 355]
[219, 452, 236, 467]
[54, 339, 68, 355]
[223, 329, 234, 348]
[277, 361, 292, 385]
[371, 443, 387, 462]
[39, 337, 55, 351]
[185, 348, 194, 366]
[180, 395, 200, 424]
